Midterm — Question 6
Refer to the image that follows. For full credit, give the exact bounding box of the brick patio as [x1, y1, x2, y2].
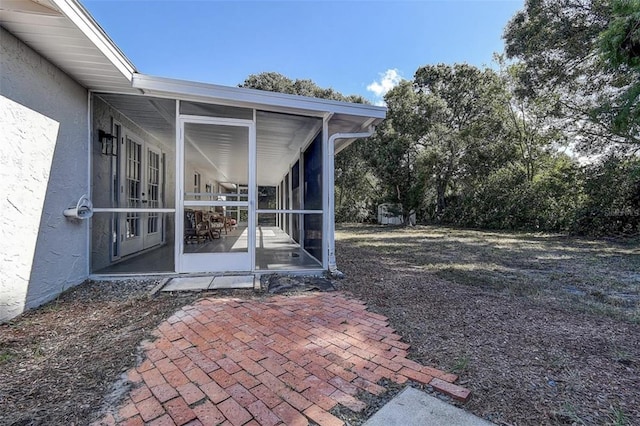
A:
[95, 292, 470, 426]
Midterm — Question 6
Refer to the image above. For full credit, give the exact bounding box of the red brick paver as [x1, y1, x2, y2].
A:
[100, 292, 471, 425]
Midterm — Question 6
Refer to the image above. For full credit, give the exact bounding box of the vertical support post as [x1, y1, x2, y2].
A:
[174, 99, 181, 273]
[86, 90, 93, 276]
[248, 111, 257, 271]
[322, 116, 331, 271]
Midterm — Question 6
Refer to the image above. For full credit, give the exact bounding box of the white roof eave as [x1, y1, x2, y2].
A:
[51, 0, 135, 81]
[132, 73, 387, 121]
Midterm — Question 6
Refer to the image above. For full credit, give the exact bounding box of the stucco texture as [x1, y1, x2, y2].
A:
[0, 27, 89, 322]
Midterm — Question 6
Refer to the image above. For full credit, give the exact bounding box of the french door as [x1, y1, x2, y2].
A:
[177, 116, 255, 273]
[120, 134, 164, 257]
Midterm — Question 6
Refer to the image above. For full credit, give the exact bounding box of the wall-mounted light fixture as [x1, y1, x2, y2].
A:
[98, 129, 117, 156]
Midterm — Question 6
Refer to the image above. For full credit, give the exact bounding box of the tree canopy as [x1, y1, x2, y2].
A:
[239, 28, 640, 235]
[504, 0, 640, 150]
[240, 72, 366, 103]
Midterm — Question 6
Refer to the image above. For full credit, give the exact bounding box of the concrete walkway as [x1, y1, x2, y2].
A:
[95, 293, 472, 426]
[364, 387, 492, 426]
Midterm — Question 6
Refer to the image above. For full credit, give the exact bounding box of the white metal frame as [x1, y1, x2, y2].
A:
[89, 93, 380, 276]
[176, 112, 256, 273]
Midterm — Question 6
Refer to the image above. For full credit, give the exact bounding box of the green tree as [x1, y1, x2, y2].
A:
[364, 81, 424, 220]
[498, 57, 565, 182]
[504, 0, 640, 151]
[575, 155, 640, 234]
[365, 64, 513, 222]
[240, 71, 366, 103]
[334, 142, 379, 222]
[412, 64, 511, 220]
[598, 0, 640, 135]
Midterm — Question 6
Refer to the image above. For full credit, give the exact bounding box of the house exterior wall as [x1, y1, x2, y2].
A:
[0, 27, 89, 322]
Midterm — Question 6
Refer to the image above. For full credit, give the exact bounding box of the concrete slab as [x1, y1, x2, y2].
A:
[161, 276, 213, 292]
[364, 387, 492, 426]
[210, 275, 254, 289]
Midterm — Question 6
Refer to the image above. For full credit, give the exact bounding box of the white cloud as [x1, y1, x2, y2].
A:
[367, 69, 402, 103]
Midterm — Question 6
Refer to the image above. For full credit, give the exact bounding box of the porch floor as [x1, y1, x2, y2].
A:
[93, 226, 321, 274]
[96, 292, 470, 425]
[255, 226, 322, 271]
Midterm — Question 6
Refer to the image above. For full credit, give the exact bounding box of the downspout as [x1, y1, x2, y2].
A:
[327, 126, 375, 274]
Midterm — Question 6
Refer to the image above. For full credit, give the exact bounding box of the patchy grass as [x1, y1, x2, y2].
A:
[0, 350, 14, 365]
[336, 224, 640, 425]
[337, 224, 640, 322]
[450, 355, 470, 374]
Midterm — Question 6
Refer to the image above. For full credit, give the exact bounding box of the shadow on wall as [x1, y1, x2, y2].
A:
[0, 28, 89, 322]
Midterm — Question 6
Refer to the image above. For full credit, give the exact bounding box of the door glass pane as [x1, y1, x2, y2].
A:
[147, 149, 160, 234]
[126, 138, 141, 239]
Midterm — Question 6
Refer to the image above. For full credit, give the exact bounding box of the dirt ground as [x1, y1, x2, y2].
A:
[0, 224, 638, 425]
[334, 224, 640, 425]
[0, 280, 201, 425]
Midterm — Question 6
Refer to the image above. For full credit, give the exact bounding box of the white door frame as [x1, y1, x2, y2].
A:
[119, 132, 144, 257]
[176, 115, 256, 273]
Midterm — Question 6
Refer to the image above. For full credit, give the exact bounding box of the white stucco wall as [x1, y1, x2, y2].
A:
[0, 27, 89, 322]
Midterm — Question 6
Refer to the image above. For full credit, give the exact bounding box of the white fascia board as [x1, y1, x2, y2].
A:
[132, 73, 387, 120]
[51, 0, 136, 82]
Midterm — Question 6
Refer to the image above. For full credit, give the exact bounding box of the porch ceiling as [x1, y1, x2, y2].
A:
[96, 93, 322, 186]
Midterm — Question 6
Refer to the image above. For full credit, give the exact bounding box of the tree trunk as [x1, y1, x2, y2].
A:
[436, 180, 446, 222]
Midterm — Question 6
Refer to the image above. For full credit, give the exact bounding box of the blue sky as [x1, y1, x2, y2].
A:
[82, 0, 524, 104]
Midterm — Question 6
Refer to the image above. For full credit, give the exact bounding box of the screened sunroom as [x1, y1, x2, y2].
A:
[90, 75, 385, 275]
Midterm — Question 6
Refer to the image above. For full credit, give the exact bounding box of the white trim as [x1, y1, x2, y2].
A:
[179, 114, 254, 127]
[334, 117, 379, 155]
[133, 74, 386, 119]
[119, 132, 146, 256]
[51, 0, 136, 81]
[185, 192, 247, 198]
[256, 209, 322, 214]
[93, 208, 175, 213]
[174, 99, 181, 273]
[322, 116, 330, 271]
[86, 90, 92, 278]
[288, 162, 293, 240]
[326, 128, 375, 272]
[177, 115, 256, 273]
[184, 201, 246, 208]
[250, 109, 257, 271]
